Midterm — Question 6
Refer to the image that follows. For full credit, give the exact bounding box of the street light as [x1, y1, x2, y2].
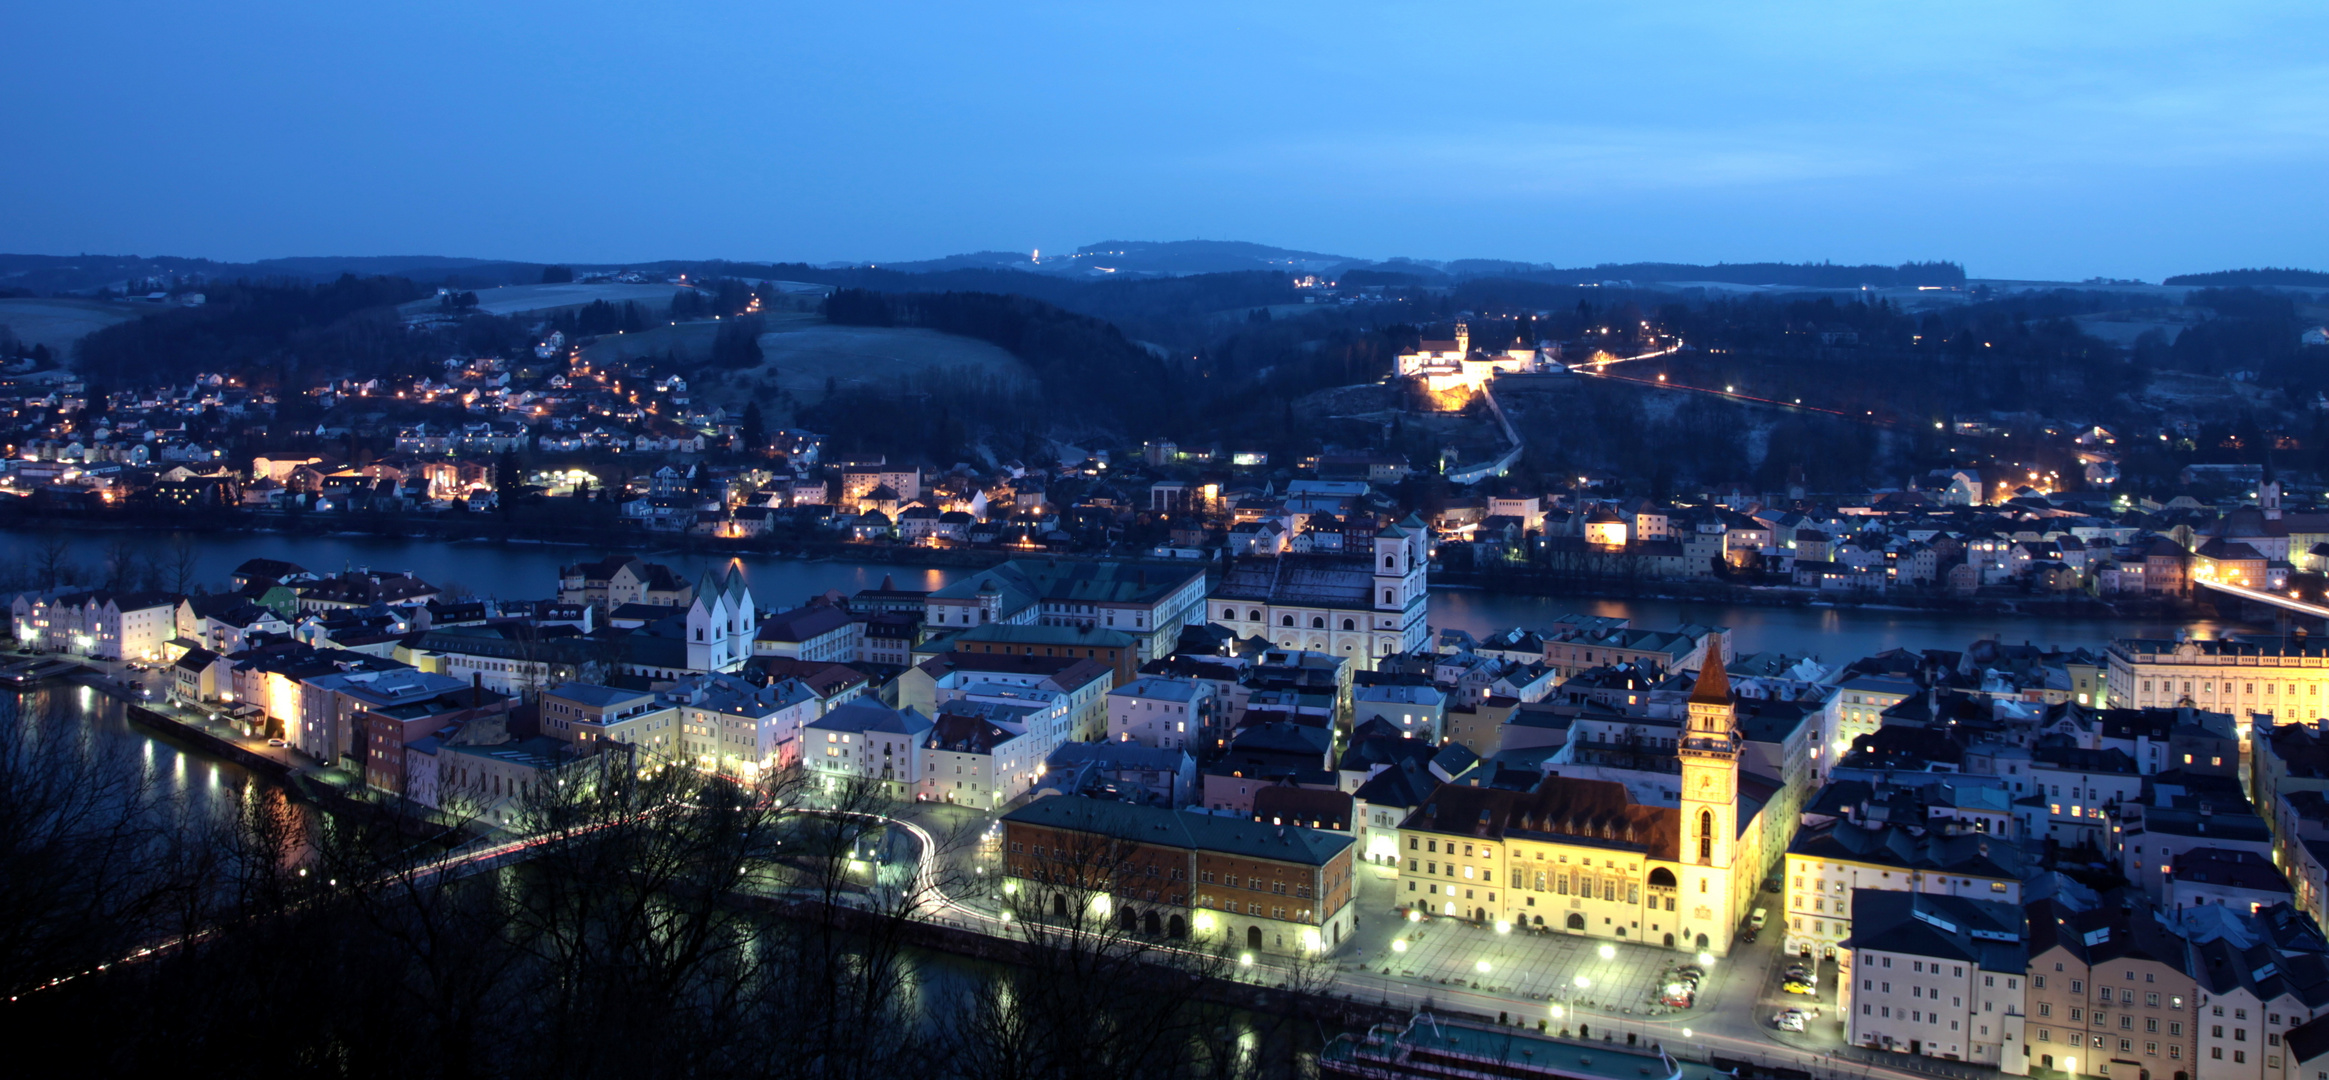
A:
[1598, 944, 1616, 960]
[1392, 939, 1408, 953]
[1476, 960, 1491, 974]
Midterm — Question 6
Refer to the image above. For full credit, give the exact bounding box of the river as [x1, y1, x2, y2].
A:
[8, 683, 272, 821]
[0, 527, 2271, 660]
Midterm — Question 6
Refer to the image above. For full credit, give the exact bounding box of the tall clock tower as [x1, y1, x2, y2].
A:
[1678, 659, 1740, 953]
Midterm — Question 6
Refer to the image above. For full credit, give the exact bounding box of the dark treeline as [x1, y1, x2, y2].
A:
[0, 697, 1323, 1080]
[75, 274, 433, 389]
[2162, 268, 2329, 287]
[808, 287, 1402, 462]
[1510, 259, 1962, 289]
[772, 267, 1301, 353]
[820, 288, 1173, 431]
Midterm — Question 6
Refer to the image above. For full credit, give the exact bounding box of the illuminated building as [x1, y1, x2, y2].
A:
[1394, 665, 1766, 955]
[1001, 793, 1356, 956]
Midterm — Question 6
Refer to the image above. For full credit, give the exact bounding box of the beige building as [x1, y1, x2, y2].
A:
[1393, 664, 1765, 954]
[1845, 891, 2028, 1069]
[2023, 899, 2198, 1080]
[2106, 637, 2329, 732]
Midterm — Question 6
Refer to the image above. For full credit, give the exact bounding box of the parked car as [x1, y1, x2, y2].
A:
[1783, 979, 1816, 995]
[1772, 1013, 1805, 1032]
[267, 738, 287, 747]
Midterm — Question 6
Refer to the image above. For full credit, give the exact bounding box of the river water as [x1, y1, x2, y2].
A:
[8, 684, 269, 820]
[0, 528, 2268, 660]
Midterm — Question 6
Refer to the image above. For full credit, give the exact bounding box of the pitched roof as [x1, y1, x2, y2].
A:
[1688, 658, 1731, 706]
[1000, 795, 1352, 866]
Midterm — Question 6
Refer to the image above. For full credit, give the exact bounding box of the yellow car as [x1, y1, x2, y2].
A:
[1783, 980, 1817, 995]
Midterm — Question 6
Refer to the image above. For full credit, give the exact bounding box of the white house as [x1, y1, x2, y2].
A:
[1352, 683, 1447, 742]
[1107, 675, 1213, 752]
[1846, 891, 2028, 1068]
[804, 699, 934, 801]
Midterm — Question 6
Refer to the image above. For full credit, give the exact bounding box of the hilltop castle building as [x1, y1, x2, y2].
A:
[1395, 321, 1557, 409]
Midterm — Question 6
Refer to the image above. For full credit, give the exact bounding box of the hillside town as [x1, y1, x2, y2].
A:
[0, 322, 2324, 611]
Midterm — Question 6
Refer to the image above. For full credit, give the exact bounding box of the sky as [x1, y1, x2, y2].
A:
[3, 2, 2323, 281]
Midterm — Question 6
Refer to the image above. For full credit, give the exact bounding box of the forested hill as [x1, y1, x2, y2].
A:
[820, 288, 1171, 422]
[2163, 267, 2329, 287]
[74, 275, 433, 388]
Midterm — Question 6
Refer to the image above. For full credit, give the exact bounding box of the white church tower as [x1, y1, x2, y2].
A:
[683, 565, 756, 672]
[1370, 514, 1430, 658]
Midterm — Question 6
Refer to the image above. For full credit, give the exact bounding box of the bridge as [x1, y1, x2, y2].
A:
[2194, 577, 2329, 620]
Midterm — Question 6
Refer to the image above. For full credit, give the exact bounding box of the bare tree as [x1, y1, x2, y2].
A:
[102, 536, 139, 591]
[32, 534, 73, 590]
[0, 697, 190, 999]
[942, 807, 1337, 1080]
[163, 533, 202, 596]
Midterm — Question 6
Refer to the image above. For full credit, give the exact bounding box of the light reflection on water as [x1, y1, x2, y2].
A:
[7, 686, 265, 822]
[0, 526, 2278, 663]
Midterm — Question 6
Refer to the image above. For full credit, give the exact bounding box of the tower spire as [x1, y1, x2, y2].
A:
[1689, 657, 1731, 707]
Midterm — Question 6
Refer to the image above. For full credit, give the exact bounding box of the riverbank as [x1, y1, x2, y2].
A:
[67, 668, 475, 841]
[0, 508, 1030, 569]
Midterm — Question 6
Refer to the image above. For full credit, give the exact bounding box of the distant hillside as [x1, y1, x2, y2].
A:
[2163, 267, 2329, 287]
[1320, 257, 1964, 289]
[1067, 239, 1353, 274]
[0, 252, 551, 294]
[0, 297, 147, 356]
[392, 281, 691, 319]
[1555, 260, 1964, 288]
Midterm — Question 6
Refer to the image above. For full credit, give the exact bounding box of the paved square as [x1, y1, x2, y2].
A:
[1331, 869, 1708, 1015]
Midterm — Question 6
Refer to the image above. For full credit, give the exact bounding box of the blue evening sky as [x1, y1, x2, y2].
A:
[2, 2, 2322, 280]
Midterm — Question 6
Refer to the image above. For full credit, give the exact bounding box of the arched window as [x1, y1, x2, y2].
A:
[1341, 618, 1355, 631]
[1310, 616, 1325, 629]
[1383, 590, 1394, 604]
[1698, 810, 1713, 860]
[1385, 555, 1396, 569]
[1246, 925, 1262, 950]
[1248, 609, 1261, 621]
[1648, 867, 1677, 889]
[1222, 606, 1236, 620]
[1280, 614, 1295, 627]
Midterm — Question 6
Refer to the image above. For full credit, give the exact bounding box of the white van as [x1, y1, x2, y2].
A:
[1749, 907, 1768, 930]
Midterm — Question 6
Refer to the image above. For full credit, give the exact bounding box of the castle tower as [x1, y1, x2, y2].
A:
[1677, 659, 1740, 954]
[1453, 321, 1470, 357]
[2264, 480, 2283, 521]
